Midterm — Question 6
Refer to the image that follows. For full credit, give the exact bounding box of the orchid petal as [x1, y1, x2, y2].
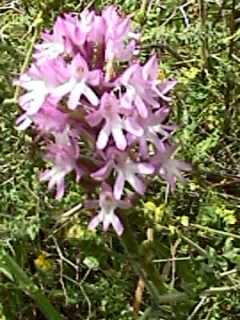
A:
[112, 125, 127, 150]
[68, 81, 84, 109]
[111, 214, 124, 236]
[97, 123, 111, 150]
[127, 175, 145, 195]
[88, 213, 103, 231]
[124, 117, 143, 137]
[114, 171, 125, 200]
[82, 83, 99, 106]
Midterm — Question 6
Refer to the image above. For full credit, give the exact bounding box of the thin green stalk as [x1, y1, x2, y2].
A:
[120, 216, 186, 307]
[15, 11, 43, 101]
[121, 219, 165, 304]
[3, 11, 43, 106]
[224, 0, 236, 133]
[136, 0, 150, 25]
[140, 0, 149, 12]
[229, 0, 236, 59]
[204, 284, 240, 295]
[198, 0, 209, 71]
[190, 223, 240, 240]
[0, 249, 63, 320]
[180, 233, 207, 256]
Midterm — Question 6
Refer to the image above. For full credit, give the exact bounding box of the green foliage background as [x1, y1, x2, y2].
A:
[0, 0, 240, 319]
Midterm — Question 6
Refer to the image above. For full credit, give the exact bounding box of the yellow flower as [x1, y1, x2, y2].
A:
[66, 224, 85, 239]
[158, 69, 166, 81]
[66, 224, 97, 240]
[184, 67, 200, 80]
[143, 201, 166, 223]
[179, 67, 200, 85]
[216, 206, 236, 225]
[34, 252, 53, 272]
[143, 201, 157, 213]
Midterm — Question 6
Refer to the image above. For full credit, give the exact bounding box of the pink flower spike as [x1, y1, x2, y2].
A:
[14, 6, 190, 238]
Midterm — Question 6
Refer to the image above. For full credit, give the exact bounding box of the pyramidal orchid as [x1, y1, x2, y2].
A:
[15, 6, 190, 235]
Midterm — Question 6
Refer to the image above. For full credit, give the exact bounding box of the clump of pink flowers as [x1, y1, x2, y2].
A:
[15, 6, 191, 236]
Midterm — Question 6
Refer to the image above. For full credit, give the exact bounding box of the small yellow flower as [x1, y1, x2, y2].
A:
[184, 67, 199, 80]
[34, 252, 53, 272]
[216, 206, 236, 225]
[143, 201, 157, 213]
[143, 201, 166, 223]
[66, 224, 96, 240]
[66, 224, 85, 239]
[179, 67, 200, 85]
[158, 69, 166, 81]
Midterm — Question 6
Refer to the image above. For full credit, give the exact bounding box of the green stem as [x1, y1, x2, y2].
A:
[15, 11, 43, 100]
[0, 249, 63, 320]
[199, 0, 209, 71]
[121, 217, 186, 307]
[204, 284, 240, 295]
[121, 220, 165, 304]
[180, 233, 207, 256]
[4, 11, 43, 106]
[190, 223, 240, 240]
[140, 0, 149, 12]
